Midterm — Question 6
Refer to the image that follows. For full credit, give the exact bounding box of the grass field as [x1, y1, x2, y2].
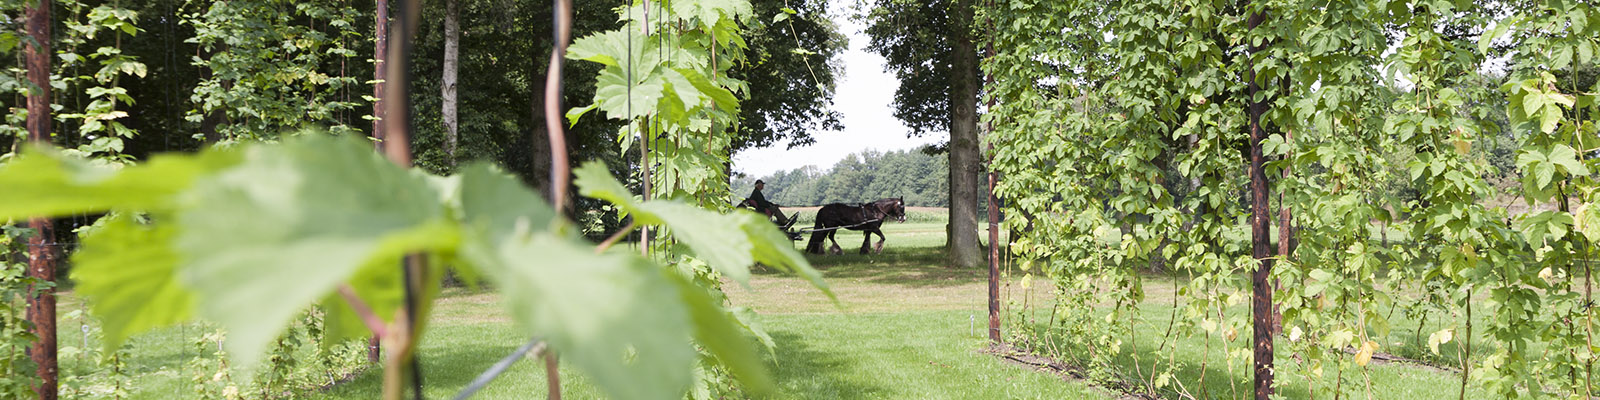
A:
[49, 215, 1485, 399]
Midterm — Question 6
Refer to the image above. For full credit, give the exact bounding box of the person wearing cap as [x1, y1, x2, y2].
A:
[748, 180, 791, 227]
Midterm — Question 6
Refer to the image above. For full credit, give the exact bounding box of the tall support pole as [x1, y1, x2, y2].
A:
[367, 0, 390, 363]
[986, 156, 1000, 344]
[541, 0, 574, 397]
[371, 0, 390, 150]
[23, 0, 59, 398]
[378, 1, 424, 399]
[1246, 7, 1275, 400]
[981, 0, 1000, 345]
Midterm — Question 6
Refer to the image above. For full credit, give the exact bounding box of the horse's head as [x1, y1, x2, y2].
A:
[877, 197, 906, 222]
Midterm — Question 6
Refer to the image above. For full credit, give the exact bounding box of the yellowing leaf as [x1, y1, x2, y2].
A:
[1355, 340, 1379, 366]
[1429, 329, 1454, 355]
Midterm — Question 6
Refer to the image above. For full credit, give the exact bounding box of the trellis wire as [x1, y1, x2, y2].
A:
[449, 339, 546, 400]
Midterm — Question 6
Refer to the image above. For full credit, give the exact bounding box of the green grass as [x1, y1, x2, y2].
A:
[303, 222, 1098, 398]
[52, 217, 1482, 399]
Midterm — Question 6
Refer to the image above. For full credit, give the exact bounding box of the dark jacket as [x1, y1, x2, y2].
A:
[749, 188, 775, 210]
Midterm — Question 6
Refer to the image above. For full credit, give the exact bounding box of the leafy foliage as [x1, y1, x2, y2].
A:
[983, 0, 1599, 397]
[0, 132, 823, 400]
[183, 0, 365, 142]
[0, 225, 40, 399]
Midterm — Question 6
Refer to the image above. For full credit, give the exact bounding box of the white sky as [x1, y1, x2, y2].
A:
[731, 6, 944, 178]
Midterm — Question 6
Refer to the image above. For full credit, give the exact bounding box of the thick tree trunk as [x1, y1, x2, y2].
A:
[441, 0, 460, 165]
[24, 1, 58, 398]
[371, 0, 390, 150]
[947, 0, 983, 269]
[1246, 8, 1275, 400]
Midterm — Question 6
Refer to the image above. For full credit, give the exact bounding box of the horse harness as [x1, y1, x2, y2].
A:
[796, 217, 884, 234]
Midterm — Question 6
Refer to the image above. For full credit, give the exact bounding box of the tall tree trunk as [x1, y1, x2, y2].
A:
[1246, 7, 1275, 400]
[947, 0, 982, 269]
[371, 0, 390, 151]
[24, 1, 58, 398]
[367, 0, 390, 364]
[441, 0, 460, 166]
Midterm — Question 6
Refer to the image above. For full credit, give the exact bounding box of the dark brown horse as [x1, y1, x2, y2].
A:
[805, 198, 905, 255]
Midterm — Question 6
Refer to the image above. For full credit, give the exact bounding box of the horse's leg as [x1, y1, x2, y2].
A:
[873, 229, 886, 254]
[827, 230, 842, 255]
[859, 230, 873, 254]
[805, 220, 826, 254]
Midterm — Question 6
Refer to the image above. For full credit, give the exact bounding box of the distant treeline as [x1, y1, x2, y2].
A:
[734, 149, 954, 207]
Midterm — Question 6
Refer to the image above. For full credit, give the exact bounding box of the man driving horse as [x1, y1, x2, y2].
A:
[747, 180, 792, 226]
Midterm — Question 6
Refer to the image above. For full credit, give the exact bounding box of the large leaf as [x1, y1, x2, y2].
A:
[1577, 202, 1600, 242]
[637, 201, 754, 284]
[675, 277, 773, 396]
[0, 147, 239, 220]
[739, 212, 831, 297]
[462, 233, 699, 400]
[70, 213, 194, 351]
[456, 163, 558, 245]
[174, 135, 456, 367]
[574, 162, 829, 291]
[573, 161, 638, 207]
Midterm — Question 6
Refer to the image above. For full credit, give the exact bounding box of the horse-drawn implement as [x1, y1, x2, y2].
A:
[739, 197, 906, 254]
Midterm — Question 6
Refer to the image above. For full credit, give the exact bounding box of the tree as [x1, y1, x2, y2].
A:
[23, 1, 59, 397]
[441, 0, 459, 165]
[728, 0, 847, 152]
[859, 0, 982, 268]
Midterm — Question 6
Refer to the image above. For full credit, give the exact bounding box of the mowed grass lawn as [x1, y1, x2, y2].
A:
[309, 221, 1109, 399]
[53, 213, 1477, 399]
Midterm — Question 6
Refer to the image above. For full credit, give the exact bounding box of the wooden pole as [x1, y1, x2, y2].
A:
[371, 0, 389, 151]
[378, 1, 423, 399]
[1246, 7, 1275, 400]
[541, 0, 573, 396]
[23, 0, 58, 398]
[367, 0, 390, 364]
[981, 0, 1000, 345]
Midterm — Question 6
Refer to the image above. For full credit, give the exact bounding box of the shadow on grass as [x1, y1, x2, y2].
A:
[755, 244, 991, 289]
[766, 330, 891, 399]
